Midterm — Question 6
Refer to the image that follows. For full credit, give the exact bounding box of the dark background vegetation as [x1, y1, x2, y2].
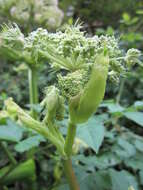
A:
[0, 0, 143, 190]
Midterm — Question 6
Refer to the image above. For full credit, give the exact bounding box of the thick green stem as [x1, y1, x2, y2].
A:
[28, 67, 38, 119]
[63, 159, 80, 190]
[64, 120, 76, 157]
[64, 121, 80, 190]
[1, 142, 17, 165]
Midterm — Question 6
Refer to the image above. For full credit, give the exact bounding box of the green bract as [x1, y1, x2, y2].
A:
[69, 55, 109, 124]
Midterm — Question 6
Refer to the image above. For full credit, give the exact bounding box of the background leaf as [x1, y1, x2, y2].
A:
[77, 117, 105, 153]
[15, 135, 45, 153]
[0, 119, 23, 142]
[123, 112, 143, 127]
[109, 169, 139, 190]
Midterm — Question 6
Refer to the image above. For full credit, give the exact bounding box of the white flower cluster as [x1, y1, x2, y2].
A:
[27, 25, 140, 83]
[0, 23, 141, 83]
[0, 0, 63, 29]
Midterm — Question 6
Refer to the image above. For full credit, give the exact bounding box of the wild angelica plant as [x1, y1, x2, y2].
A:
[2, 24, 141, 190]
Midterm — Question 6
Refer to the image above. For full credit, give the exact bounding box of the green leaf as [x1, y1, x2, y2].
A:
[74, 165, 111, 190]
[15, 135, 45, 153]
[77, 117, 105, 153]
[123, 112, 143, 127]
[139, 170, 143, 185]
[117, 138, 136, 157]
[74, 165, 97, 190]
[73, 153, 121, 170]
[109, 169, 139, 190]
[94, 114, 108, 123]
[134, 139, 143, 152]
[100, 101, 124, 113]
[94, 171, 112, 190]
[0, 119, 23, 142]
[124, 158, 143, 170]
[79, 173, 97, 190]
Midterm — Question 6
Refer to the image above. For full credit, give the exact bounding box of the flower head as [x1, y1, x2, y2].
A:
[35, 24, 140, 124]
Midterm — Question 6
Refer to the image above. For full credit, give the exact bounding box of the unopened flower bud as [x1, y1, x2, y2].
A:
[125, 48, 141, 66]
[41, 86, 65, 122]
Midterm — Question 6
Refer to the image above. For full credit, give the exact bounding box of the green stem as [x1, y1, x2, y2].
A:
[64, 120, 76, 157]
[116, 78, 125, 104]
[114, 78, 126, 132]
[63, 121, 80, 190]
[63, 159, 80, 190]
[28, 67, 38, 119]
[1, 142, 17, 165]
[27, 67, 39, 160]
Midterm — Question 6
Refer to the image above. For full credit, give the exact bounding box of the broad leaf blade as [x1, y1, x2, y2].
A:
[124, 112, 143, 127]
[77, 117, 105, 153]
[0, 119, 23, 142]
[15, 135, 45, 153]
[109, 169, 139, 190]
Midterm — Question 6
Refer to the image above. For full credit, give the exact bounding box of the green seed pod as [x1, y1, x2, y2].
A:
[69, 54, 109, 124]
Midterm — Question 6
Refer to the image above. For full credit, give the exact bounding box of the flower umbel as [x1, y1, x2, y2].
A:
[34, 24, 140, 124]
